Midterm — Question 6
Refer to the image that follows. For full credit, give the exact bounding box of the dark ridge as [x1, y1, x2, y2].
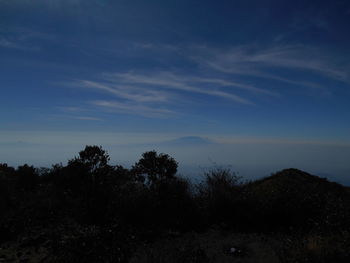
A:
[249, 168, 349, 195]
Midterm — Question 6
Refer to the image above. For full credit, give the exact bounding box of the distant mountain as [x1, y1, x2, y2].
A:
[161, 136, 214, 146]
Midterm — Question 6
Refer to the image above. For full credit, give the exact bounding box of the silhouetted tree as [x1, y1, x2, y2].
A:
[69, 145, 110, 173]
[109, 165, 135, 185]
[17, 164, 38, 191]
[0, 164, 16, 221]
[133, 150, 178, 184]
[64, 146, 114, 224]
[0, 163, 16, 176]
[65, 145, 115, 188]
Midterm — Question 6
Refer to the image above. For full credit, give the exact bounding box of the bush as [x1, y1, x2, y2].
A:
[197, 168, 242, 227]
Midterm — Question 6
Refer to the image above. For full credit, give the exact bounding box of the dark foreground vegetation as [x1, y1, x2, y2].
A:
[1, 146, 350, 262]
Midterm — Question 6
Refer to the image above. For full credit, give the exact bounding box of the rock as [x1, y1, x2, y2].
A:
[227, 246, 245, 257]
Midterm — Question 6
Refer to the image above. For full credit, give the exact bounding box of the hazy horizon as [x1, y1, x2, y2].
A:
[1, 132, 349, 185]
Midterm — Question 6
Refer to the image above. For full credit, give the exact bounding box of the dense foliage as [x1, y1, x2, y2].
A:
[1, 146, 350, 262]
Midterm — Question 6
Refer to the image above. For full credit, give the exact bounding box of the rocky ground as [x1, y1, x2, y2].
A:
[2, 229, 344, 263]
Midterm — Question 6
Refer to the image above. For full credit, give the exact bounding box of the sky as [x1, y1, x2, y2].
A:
[1, 0, 350, 183]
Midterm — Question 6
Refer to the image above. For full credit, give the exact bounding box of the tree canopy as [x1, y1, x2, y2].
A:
[133, 150, 178, 184]
[69, 145, 110, 174]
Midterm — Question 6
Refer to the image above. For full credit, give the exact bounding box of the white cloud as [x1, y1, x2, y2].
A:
[192, 45, 350, 84]
[78, 80, 169, 103]
[92, 100, 175, 118]
[71, 70, 275, 118]
[106, 72, 255, 104]
[185, 77, 277, 96]
[67, 44, 350, 120]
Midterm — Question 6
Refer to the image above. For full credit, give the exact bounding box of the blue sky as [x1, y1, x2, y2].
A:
[1, 0, 350, 182]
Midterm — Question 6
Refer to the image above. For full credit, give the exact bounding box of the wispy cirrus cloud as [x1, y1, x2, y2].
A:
[92, 100, 175, 118]
[72, 78, 174, 117]
[184, 77, 277, 96]
[0, 38, 38, 51]
[192, 45, 350, 84]
[0, 26, 55, 51]
[124, 42, 348, 92]
[103, 72, 257, 104]
[71, 70, 276, 117]
[65, 42, 350, 119]
[107, 72, 274, 96]
[78, 80, 169, 103]
[59, 42, 349, 119]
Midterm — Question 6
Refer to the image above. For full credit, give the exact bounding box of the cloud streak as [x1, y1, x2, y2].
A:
[193, 45, 350, 84]
[105, 72, 255, 104]
[66, 43, 349, 119]
[0, 38, 38, 51]
[72, 69, 277, 117]
[79, 80, 169, 103]
[92, 100, 175, 118]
